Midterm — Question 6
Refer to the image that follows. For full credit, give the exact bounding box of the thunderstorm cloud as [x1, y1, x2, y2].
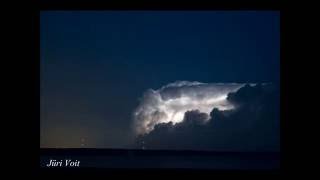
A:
[133, 83, 280, 151]
[133, 81, 247, 134]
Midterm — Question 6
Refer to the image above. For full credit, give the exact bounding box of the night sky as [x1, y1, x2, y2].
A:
[40, 11, 280, 149]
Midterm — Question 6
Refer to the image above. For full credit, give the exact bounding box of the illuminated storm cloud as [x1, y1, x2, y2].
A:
[133, 81, 246, 135]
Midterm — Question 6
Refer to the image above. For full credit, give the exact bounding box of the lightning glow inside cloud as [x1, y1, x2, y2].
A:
[133, 81, 246, 135]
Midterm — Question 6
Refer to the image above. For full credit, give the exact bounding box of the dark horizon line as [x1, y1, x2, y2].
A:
[40, 148, 280, 156]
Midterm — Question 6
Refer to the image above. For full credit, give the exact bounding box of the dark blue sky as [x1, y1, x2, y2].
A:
[40, 11, 279, 148]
